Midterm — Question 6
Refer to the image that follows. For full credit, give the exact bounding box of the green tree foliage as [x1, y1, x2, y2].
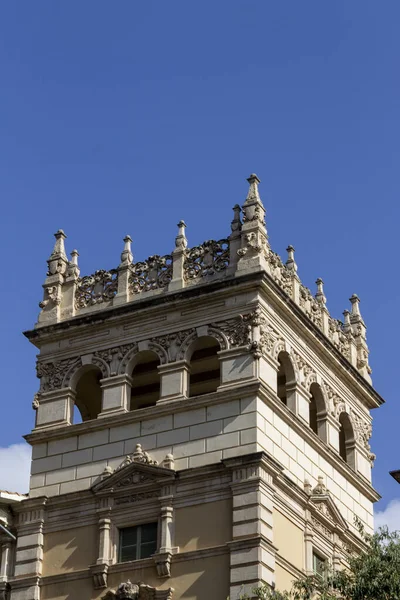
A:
[236, 527, 400, 600]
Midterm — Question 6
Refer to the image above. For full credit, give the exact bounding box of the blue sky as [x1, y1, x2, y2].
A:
[0, 2, 399, 524]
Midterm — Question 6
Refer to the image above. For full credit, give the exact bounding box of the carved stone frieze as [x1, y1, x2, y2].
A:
[75, 269, 118, 309]
[115, 490, 159, 506]
[153, 329, 195, 362]
[351, 411, 373, 454]
[129, 254, 173, 294]
[311, 515, 332, 539]
[94, 343, 137, 377]
[290, 349, 314, 386]
[212, 314, 253, 348]
[102, 581, 173, 600]
[299, 285, 323, 329]
[36, 356, 81, 392]
[183, 239, 229, 280]
[322, 381, 342, 416]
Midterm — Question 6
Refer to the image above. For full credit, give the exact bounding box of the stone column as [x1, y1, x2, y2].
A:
[225, 454, 280, 599]
[98, 375, 132, 417]
[258, 354, 279, 395]
[61, 249, 80, 319]
[304, 518, 314, 575]
[157, 361, 189, 403]
[326, 414, 340, 452]
[0, 540, 12, 582]
[34, 388, 75, 429]
[154, 487, 175, 578]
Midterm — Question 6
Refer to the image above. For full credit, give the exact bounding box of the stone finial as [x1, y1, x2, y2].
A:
[163, 453, 175, 470]
[67, 249, 80, 279]
[102, 466, 113, 480]
[349, 294, 364, 324]
[175, 220, 187, 250]
[231, 204, 242, 235]
[343, 309, 352, 333]
[304, 479, 312, 495]
[315, 278, 326, 306]
[312, 476, 327, 495]
[120, 235, 133, 267]
[286, 245, 297, 272]
[47, 229, 68, 276]
[245, 173, 262, 203]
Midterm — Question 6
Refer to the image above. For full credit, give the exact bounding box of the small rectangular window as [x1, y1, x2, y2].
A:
[119, 523, 157, 562]
[312, 551, 326, 577]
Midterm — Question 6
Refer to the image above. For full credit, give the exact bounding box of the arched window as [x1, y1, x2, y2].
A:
[188, 336, 220, 397]
[338, 412, 355, 467]
[309, 383, 326, 440]
[130, 351, 161, 410]
[73, 366, 102, 422]
[276, 351, 296, 411]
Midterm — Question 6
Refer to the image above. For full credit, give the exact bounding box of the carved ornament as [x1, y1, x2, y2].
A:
[183, 238, 229, 280]
[75, 269, 118, 309]
[129, 254, 172, 294]
[102, 581, 174, 600]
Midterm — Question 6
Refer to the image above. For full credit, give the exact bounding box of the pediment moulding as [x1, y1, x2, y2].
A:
[34, 174, 372, 382]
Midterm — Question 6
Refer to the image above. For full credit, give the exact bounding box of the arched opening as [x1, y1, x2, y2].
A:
[309, 383, 326, 439]
[276, 351, 296, 410]
[188, 336, 220, 397]
[130, 351, 160, 410]
[338, 412, 355, 467]
[73, 366, 102, 422]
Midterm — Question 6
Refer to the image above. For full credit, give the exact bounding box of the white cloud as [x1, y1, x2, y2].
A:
[375, 499, 400, 532]
[0, 443, 31, 494]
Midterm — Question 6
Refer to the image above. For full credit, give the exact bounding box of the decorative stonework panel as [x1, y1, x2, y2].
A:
[102, 581, 173, 600]
[129, 254, 173, 294]
[183, 239, 229, 280]
[37, 356, 81, 392]
[75, 269, 118, 309]
[299, 284, 323, 329]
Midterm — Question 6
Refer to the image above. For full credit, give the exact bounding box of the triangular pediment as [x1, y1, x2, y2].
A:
[92, 446, 176, 495]
[309, 493, 348, 532]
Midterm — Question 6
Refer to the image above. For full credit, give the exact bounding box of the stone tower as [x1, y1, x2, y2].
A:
[1, 175, 382, 600]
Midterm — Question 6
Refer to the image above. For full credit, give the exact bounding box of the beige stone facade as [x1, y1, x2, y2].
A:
[0, 174, 382, 600]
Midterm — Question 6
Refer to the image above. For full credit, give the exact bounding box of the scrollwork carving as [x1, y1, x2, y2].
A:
[184, 239, 229, 280]
[129, 254, 172, 294]
[75, 269, 118, 309]
[37, 356, 81, 392]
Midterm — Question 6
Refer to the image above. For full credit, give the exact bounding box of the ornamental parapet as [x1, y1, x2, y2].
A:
[35, 174, 371, 383]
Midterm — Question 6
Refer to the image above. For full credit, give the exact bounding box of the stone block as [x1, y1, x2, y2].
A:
[17, 533, 43, 549]
[206, 400, 240, 421]
[206, 432, 240, 452]
[221, 354, 255, 383]
[190, 419, 223, 440]
[173, 457, 189, 470]
[31, 454, 62, 475]
[29, 474, 45, 489]
[223, 413, 255, 433]
[241, 396, 257, 413]
[233, 521, 258, 538]
[223, 443, 258, 459]
[46, 467, 76, 485]
[93, 441, 124, 461]
[233, 491, 258, 508]
[231, 563, 260, 583]
[62, 448, 93, 468]
[110, 422, 141, 443]
[31, 443, 47, 460]
[76, 460, 107, 479]
[60, 477, 92, 494]
[173, 408, 206, 429]
[141, 415, 173, 435]
[48, 436, 78, 456]
[124, 434, 157, 454]
[157, 427, 190, 447]
[239, 427, 258, 445]
[189, 450, 222, 468]
[29, 484, 60, 497]
[172, 439, 205, 459]
[78, 429, 109, 449]
[16, 546, 43, 562]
